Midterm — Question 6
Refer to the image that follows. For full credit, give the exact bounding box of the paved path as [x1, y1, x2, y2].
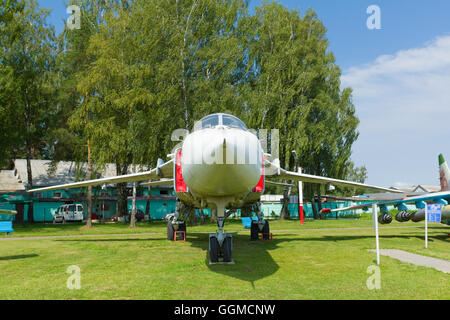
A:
[369, 249, 450, 273]
[0, 225, 437, 241]
[0, 232, 163, 241]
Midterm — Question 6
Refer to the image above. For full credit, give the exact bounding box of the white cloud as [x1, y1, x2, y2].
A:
[392, 182, 414, 189]
[341, 35, 450, 187]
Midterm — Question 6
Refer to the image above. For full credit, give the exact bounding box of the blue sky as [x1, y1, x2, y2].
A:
[38, 0, 450, 188]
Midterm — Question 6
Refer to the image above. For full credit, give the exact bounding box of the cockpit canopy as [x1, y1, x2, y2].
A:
[193, 113, 248, 131]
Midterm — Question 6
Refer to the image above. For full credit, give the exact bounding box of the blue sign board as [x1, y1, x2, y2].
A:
[426, 204, 442, 222]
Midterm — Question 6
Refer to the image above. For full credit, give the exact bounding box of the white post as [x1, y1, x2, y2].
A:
[425, 204, 428, 249]
[372, 203, 380, 265]
[298, 167, 303, 225]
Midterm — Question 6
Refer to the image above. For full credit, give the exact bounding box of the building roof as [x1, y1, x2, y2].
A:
[390, 186, 416, 192]
[14, 159, 123, 189]
[389, 184, 441, 194]
[412, 185, 441, 193]
[0, 170, 25, 192]
[7, 159, 153, 190]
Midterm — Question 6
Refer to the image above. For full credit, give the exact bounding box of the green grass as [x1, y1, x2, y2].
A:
[0, 219, 448, 299]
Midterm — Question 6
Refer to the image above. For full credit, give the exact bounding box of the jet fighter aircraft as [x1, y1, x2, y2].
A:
[321, 154, 450, 225]
[29, 113, 401, 262]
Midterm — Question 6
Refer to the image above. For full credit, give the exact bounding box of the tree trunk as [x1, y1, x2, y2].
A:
[199, 209, 206, 225]
[211, 209, 217, 223]
[188, 207, 197, 226]
[280, 183, 292, 220]
[15, 204, 24, 224]
[116, 162, 128, 219]
[27, 203, 34, 223]
[145, 184, 151, 220]
[311, 197, 319, 220]
[25, 110, 34, 223]
[317, 195, 324, 219]
[180, 1, 197, 131]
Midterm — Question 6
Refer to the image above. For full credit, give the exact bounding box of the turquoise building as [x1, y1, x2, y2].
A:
[0, 160, 177, 222]
[1, 159, 400, 223]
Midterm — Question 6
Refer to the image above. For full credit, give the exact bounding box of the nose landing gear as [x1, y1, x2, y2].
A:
[209, 216, 234, 264]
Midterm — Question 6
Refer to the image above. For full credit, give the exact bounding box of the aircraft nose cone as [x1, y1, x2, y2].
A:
[181, 128, 262, 196]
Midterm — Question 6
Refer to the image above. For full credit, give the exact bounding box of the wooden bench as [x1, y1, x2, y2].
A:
[0, 221, 14, 235]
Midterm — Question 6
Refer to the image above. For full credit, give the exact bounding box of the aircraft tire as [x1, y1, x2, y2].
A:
[222, 237, 232, 262]
[167, 221, 175, 241]
[209, 236, 219, 262]
[250, 220, 259, 240]
[262, 220, 270, 240]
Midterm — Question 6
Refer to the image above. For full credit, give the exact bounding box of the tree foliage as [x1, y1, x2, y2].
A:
[0, 0, 57, 181]
[1, 0, 367, 222]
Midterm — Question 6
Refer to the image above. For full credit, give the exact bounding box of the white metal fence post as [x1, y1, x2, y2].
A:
[372, 203, 380, 265]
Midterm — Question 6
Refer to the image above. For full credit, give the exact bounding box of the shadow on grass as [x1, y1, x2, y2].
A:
[54, 230, 281, 284]
[186, 232, 281, 284]
[29, 222, 448, 284]
[0, 254, 39, 261]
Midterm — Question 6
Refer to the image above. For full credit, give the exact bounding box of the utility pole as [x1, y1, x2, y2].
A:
[292, 150, 303, 225]
[87, 137, 92, 228]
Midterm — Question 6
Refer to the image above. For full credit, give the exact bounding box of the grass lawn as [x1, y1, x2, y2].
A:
[0, 219, 448, 299]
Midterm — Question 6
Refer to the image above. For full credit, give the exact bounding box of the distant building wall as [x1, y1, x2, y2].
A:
[2, 184, 178, 222]
[2, 194, 419, 223]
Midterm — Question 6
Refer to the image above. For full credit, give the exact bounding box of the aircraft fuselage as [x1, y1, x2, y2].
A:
[175, 114, 265, 217]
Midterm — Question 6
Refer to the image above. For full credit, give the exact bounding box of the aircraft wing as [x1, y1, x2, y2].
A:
[0, 209, 17, 215]
[265, 159, 403, 194]
[265, 180, 295, 187]
[327, 191, 450, 213]
[28, 159, 174, 192]
[140, 179, 174, 187]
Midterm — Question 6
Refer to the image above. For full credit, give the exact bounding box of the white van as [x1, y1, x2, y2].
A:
[53, 204, 84, 223]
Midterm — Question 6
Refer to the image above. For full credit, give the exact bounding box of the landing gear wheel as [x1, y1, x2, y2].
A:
[209, 236, 219, 263]
[262, 220, 270, 240]
[250, 220, 259, 241]
[222, 237, 232, 262]
[167, 221, 175, 241]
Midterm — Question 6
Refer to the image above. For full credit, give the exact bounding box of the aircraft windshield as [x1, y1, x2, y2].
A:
[200, 114, 219, 129]
[222, 114, 247, 130]
[193, 114, 247, 131]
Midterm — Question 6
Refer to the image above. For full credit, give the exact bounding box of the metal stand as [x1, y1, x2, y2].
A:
[256, 202, 265, 232]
